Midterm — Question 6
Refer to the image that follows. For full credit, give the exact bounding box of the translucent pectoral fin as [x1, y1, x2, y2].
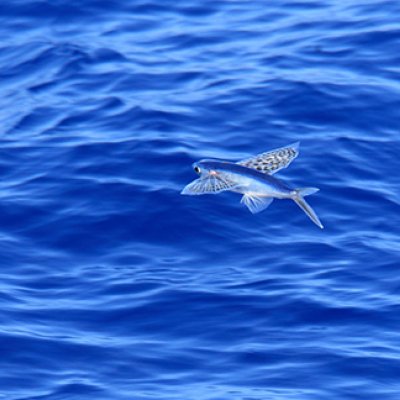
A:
[181, 175, 238, 195]
[241, 194, 273, 214]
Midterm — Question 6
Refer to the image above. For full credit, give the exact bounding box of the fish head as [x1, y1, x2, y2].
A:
[182, 159, 238, 196]
[192, 159, 223, 177]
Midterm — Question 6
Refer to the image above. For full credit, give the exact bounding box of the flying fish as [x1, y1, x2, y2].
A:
[181, 142, 323, 229]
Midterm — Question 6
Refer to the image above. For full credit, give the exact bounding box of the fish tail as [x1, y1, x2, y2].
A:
[292, 188, 324, 229]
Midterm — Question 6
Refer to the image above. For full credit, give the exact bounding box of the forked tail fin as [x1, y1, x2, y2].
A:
[293, 188, 324, 229]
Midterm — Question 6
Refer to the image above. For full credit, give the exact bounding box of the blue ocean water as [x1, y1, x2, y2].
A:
[1, 0, 400, 399]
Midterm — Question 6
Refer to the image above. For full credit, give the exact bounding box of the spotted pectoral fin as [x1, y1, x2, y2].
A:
[241, 194, 273, 214]
[181, 174, 238, 195]
[237, 142, 299, 175]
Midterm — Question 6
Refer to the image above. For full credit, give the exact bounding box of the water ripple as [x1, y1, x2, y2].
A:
[0, 0, 400, 399]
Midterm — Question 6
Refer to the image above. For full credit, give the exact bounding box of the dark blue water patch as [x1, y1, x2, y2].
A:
[1, 0, 400, 399]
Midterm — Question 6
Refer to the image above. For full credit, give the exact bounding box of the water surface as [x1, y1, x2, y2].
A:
[0, 1, 400, 399]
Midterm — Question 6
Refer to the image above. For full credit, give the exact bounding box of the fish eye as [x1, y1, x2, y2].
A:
[194, 166, 201, 174]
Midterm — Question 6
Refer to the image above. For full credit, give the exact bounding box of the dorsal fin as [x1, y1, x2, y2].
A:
[237, 142, 299, 175]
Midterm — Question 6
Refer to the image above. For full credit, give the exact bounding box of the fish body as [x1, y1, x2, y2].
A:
[181, 143, 323, 229]
[193, 159, 294, 198]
